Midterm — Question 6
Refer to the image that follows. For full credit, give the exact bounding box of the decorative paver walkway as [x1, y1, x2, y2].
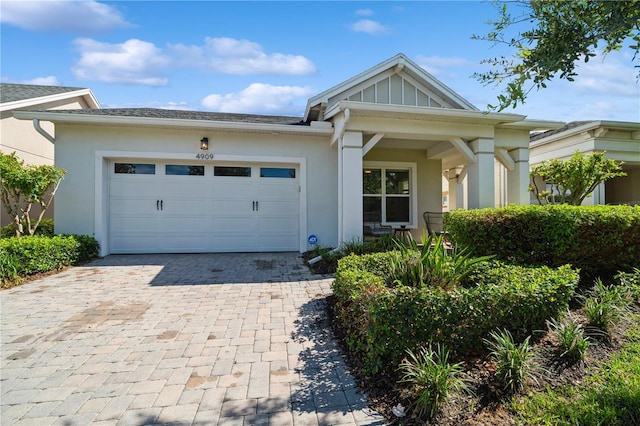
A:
[1, 253, 385, 425]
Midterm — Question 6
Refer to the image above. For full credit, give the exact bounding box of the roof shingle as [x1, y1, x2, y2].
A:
[0, 83, 89, 104]
[26, 108, 308, 126]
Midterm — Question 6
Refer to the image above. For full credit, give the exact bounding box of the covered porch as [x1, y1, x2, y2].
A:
[327, 102, 558, 243]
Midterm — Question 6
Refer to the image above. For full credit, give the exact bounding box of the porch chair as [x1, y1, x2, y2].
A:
[423, 211, 447, 237]
[423, 211, 454, 252]
[363, 212, 393, 237]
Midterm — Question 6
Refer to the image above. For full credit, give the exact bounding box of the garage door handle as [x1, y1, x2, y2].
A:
[256, 201, 259, 211]
[252, 201, 255, 211]
[157, 200, 160, 211]
[160, 200, 163, 211]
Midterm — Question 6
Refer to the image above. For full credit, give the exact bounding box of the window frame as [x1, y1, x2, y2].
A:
[363, 161, 418, 227]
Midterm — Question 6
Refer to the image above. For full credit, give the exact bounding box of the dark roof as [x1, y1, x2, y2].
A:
[31, 108, 309, 126]
[530, 120, 596, 142]
[0, 83, 89, 104]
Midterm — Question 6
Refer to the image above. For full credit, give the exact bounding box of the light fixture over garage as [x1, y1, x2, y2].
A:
[200, 137, 209, 150]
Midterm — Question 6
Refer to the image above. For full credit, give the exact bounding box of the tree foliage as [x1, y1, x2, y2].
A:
[0, 152, 66, 237]
[529, 151, 626, 205]
[474, 0, 640, 111]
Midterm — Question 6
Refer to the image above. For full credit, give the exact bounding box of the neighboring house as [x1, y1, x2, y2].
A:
[0, 83, 101, 226]
[529, 121, 640, 206]
[13, 53, 560, 256]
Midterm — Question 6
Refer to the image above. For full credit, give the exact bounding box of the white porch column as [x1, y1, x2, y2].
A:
[339, 131, 363, 243]
[506, 147, 531, 205]
[447, 172, 456, 211]
[447, 168, 463, 211]
[467, 138, 495, 209]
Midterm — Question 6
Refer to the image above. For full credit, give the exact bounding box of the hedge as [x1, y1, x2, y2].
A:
[445, 205, 640, 281]
[332, 252, 579, 375]
[0, 235, 99, 285]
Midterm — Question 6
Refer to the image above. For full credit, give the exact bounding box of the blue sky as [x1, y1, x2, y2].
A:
[2, 0, 639, 123]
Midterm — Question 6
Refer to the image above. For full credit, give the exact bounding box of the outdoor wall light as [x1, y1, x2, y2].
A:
[200, 137, 209, 150]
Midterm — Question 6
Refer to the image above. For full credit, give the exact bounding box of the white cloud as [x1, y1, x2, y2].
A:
[201, 83, 316, 115]
[415, 55, 473, 76]
[573, 53, 639, 97]
[349, 20, 389, 35]
[356, 9, 374, 16]
[72, 38, 170, 86]
[169, 37, 316, 75]
[7, 76, 61, 86]
[0, 1, 132, 33]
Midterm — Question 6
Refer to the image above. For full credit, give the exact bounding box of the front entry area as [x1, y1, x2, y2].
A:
[109, 160, 300, 253]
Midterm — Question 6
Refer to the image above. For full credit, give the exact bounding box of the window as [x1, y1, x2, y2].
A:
[114, 163, 155, 174]
[363, 164, 415, 225]
[214, 166, 251, 177]
[165, 165, 204, 176]
[260, 167, 296, 178]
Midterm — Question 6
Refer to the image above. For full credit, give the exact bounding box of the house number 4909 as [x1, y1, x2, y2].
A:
[195, 153, 214, 160]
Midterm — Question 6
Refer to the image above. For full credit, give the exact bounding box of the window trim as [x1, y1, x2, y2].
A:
[363, 161, 418, 228]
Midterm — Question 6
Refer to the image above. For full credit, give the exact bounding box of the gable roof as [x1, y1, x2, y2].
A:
[0, 83, 101, 111]
[304, 53, 478, 121]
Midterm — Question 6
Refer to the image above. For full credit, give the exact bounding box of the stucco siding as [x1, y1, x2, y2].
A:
[52, 123, 338, 252]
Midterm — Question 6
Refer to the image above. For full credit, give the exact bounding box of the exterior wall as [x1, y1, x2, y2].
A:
[0, 97, 91, 226]
[53, 124, 338, 254]
[364, 147, 441, 240]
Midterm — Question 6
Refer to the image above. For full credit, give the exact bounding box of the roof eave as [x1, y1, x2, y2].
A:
[497, 120, 565, 132]
[0, 88, 101, 111]
[12, 110, 334, 136]
[530, 120, 640, 147]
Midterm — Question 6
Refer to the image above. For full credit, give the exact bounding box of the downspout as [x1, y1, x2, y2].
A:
[33, 119, 55, 143]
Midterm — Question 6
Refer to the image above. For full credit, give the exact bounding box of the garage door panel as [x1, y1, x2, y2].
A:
[160, 215, 211, 231]
[111, 235, 160, 253]
[213, 181, 256, 199]
[258, 216, 298, 229]
[256, 200, 298, 215]
[162, 180, 209, 194]
[110, 216, 156, 233]
[258, 184, 298, 198]
[212, 200, 253, 214]
[161, 199, 210, 214]
[110, 161, 300, 253]
[212, 216, 255, 231]
[110, 180, 157, 197]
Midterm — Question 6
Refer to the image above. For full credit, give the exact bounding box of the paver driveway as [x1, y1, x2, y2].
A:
[1, 253, 385, 426]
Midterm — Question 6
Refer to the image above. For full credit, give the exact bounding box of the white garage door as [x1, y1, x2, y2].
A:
[109, 161, 300, 253]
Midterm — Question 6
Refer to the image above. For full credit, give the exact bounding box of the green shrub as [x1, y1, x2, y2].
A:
[388, 232, 493, 290]
[0, 234, 99, 286]
[1, 218, 54, 238]
[616, 267, 640, 303]
[548, 314, 589, 362]
[445, 205, 640, 281]
[332, 253, 578, 374]
[399, 344, 469, 418]
[485, 329, 538, 393]
[581, 278, 631, 334]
